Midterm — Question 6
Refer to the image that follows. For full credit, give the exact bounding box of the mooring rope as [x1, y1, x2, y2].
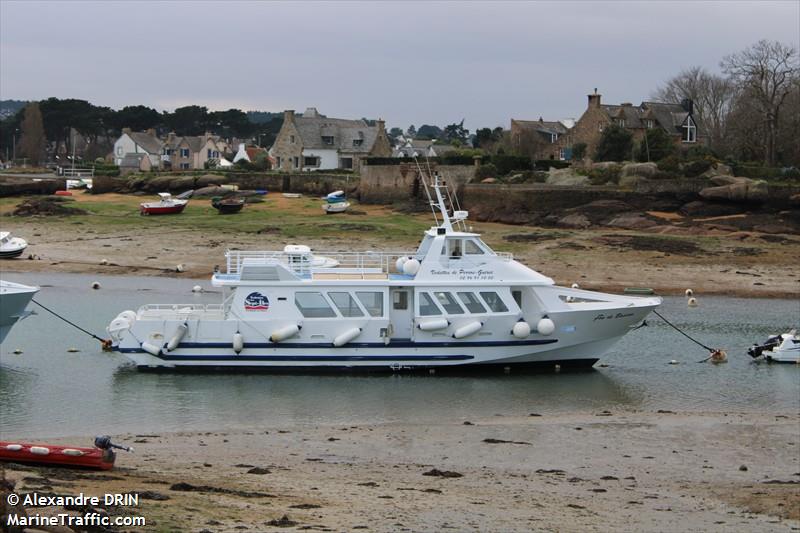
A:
[31, 298, 111, 348]
[652, 309, 713, 351]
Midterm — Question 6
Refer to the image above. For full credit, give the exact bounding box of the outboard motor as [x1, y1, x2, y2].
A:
[94, 435, 134, 453]
[747, 335, 781, 359]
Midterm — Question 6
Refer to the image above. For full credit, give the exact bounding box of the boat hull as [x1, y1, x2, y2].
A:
[0, 247, 26, 258]
[0, 281, 38, 345]
[140, 203, 187, 215]
[0, 441, 115, 470]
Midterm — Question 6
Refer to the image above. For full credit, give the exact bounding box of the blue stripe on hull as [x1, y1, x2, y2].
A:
[151, 338, 559, 349]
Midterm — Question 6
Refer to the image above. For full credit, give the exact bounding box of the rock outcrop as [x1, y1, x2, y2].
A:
[699, 176, 768, 203]
[621, 162, 658, 179]
[546, 168, 589, 186]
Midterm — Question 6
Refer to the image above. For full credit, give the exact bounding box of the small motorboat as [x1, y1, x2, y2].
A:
[140, 193, 188, 215]
[325, 190, 346, 203]
[748, 330, 800, 363]
[323, 201, 350, 214]
[0, 436, 132, 471]
[212, 196, 245, 214]
[0, 232, 28, 258]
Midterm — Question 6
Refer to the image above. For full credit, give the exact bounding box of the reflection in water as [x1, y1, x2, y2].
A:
[0, 272, 797, 438]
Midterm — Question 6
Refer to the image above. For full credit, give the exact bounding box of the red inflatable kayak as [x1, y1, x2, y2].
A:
[0, 440, 116, 470]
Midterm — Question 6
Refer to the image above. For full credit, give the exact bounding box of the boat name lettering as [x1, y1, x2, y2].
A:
[593, 312, 634, 321]
[428, 268, 495, 280]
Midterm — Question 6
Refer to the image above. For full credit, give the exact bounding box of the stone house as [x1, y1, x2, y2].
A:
[555, 90, 703, 160]
[509, 118, 573, 160]
[270, 107, 392, 172]
[170, 133, 223, 170]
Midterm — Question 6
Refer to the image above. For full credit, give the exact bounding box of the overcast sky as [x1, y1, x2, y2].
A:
[1, 1, 798, 131]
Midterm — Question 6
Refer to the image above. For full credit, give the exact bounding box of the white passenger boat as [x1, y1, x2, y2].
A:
[748, 330, 800, 363]
[0, 280, 39, 345]
[108, 174, 661, 372]
[0, 232, 28, 258]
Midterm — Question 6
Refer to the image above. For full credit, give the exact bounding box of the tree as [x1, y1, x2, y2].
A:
[721, 40, 800, 166]
[110, 105, 161, 132]
[19, 103, 46, 165]
[594, 124, 633, 162]
[164, 105, 210, 135]
[415, 124, 441, 140]
[635, 128, 675, 162]
[653, 66, 734, 154]
[474, 127, 505, 152]
[441, 119, 469, 144]
[406, 125, 416, 137]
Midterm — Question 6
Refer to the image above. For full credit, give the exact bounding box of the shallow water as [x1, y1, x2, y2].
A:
[1, 272, 798, 438]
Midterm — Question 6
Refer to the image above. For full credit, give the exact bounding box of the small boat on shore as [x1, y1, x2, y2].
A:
[212, 196, 245, 214]
[0, 436, 132, 471]
[0, 232, 28, 258]
[322, 190, 350, 213]
[140, 193, 188, 215]
[748, 330, 800, 363]
[0, 279, 38, 344]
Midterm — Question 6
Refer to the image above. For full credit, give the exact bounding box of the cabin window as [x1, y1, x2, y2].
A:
[457, 292, 486, 313]
[447, 239, 462, 258]
[480, 291, 508, 313]
[512, 290, 522, 308]
[328, 292, 364, 317]
[322, 136, 334, 145]
[418, 293, 442, 316]
[464, 240, 484, 255]
[393, 291, 408, 310]
[355, 292, 383, 317]
[295, 292, 336, 318]
[434, 292, 464, 314]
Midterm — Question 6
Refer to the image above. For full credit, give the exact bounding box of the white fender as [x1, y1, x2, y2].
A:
[107, 318, 132, 340]
[402, 258, 420, 275]
[537, 318, 555, 336]
[395, 256, 409, 273]
[5, 444, 22, 451]
[233, 333, 244, 353]
[418, 318, 449, 331]
[62, 449, 85, 456]
[512, 321, 531, 339]
[452, 321, 483, 339]
[270, 324, 300, 343]
[166, 322, 188, 352]
[333, 327, 362, 347]
[30, 446, 50, 455]
[141, 342, 162, 356]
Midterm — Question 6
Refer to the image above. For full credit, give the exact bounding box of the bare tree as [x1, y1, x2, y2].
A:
[721, 40, 800, 166]
[653, 66, 734, 152]
[19, 103, 46, 166]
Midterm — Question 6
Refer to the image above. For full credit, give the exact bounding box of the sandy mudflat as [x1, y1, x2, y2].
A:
[2, 411, 799, 532]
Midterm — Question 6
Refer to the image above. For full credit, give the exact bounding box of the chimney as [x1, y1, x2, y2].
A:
[588, 88, 601, 109]
[304, 107, 319, 118]
[376, 118, 386, 133]
[167, 132, 176, 144]
[284, 109, 295, 122]
[122, 127, 132, 135]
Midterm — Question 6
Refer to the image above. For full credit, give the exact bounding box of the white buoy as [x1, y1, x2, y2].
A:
[333, 327, 362, 347]
[100, 258, 108, 265]
[233, 333, 244, 353]
[537, 317, 556, 336]
[91, 281, 101, 290]
[512, 321, 531, 339]
[687, 297, 698, 307]
[669, 359, 679, 365]
[176, 264, 185, 273]
[402, 258, 420, 276]
[67, 347, 80, 353]
[685, 289, 693, 297]
[192, 285, 203, 293]
[13, 349, 22, 354]
[395, 256, 409, 273]
[141, 342, 162, 356]
[571, 283, 580, 289]
[418, 318, 449, 331]
[452, 321, 483, 339]
[166, 323, 188, 351]
[270, 324, 300, 342]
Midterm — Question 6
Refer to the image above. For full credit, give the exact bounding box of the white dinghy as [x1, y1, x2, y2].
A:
[0, 232, 28, 259]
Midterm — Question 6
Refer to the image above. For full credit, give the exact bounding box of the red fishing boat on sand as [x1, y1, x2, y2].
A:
[140, 192, 188, 215]
[0, 436, 133, 471]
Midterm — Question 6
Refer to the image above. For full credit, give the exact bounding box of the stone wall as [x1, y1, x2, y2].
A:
[359, 163, 476, 204]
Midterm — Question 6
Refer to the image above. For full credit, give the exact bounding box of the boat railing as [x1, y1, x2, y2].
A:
[225, 250, 418, 276]
[138, 303, 226, 318]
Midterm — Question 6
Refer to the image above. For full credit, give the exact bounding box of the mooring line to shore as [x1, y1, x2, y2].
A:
[31, 298, 111, 349]
[652, 309, 726, 362]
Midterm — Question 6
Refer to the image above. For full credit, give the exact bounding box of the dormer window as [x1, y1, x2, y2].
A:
[549, 133, 558, 143]
[616, 118, 625, 128]
[352, 139, 363, 147]
[322, 136, 334, 145]
[683, 116, 697, 143]
[645, 119, 654, 129]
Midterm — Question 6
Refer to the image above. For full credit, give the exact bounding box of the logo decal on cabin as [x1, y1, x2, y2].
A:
[244, 292, 269, 311]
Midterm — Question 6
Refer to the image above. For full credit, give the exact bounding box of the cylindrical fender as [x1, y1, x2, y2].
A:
[512, 321, 531, 339]
[233, 333, 244, 353]
[270, 324, 300, 343]
[333, 327, 362, 347]
[417, 318, 450, 331]
[166, 322, 188, 352]
[452, 321, 483, 339]
[141, 342, 162, 356]
[30, 446, 50, 455]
